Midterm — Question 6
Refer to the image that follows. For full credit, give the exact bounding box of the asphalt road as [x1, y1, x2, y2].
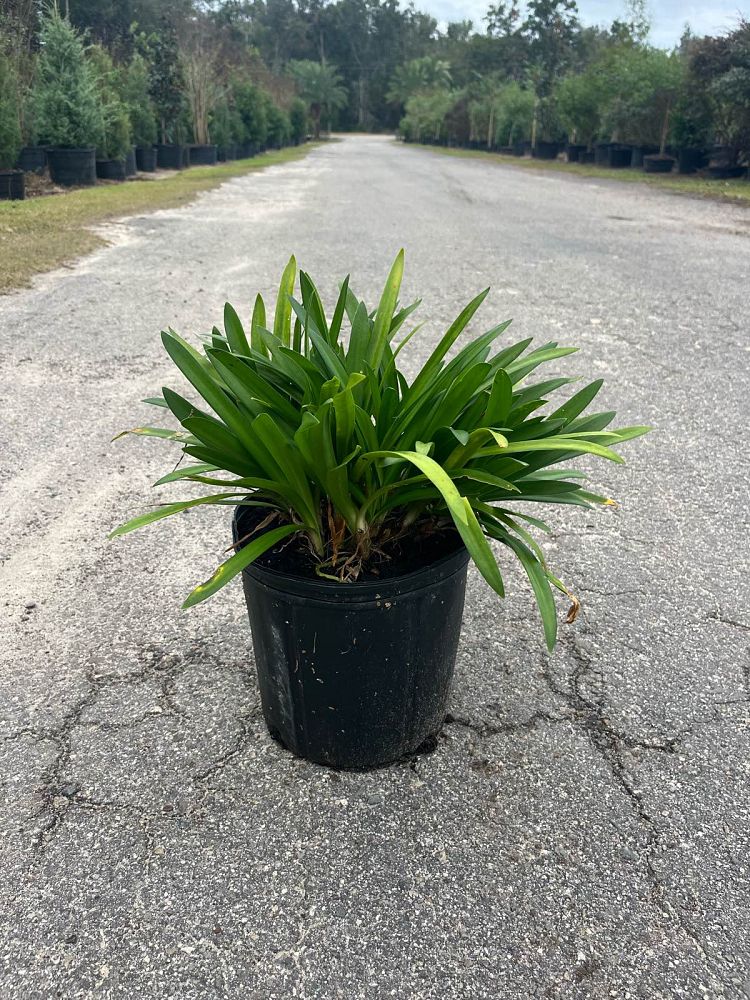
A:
[1, 135, 749, 999]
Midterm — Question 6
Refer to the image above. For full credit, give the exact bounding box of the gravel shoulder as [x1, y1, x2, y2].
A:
[1, 134, 748, 999]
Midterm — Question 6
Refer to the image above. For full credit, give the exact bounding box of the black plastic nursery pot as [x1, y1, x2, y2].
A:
[47, 146, 96, 187]
[135, 146, 157, 172]
[608, 145, 632, 168]
[0, 169, 25, 200]
[630, 144, 658, 168]
[566, 144, 586, 162]
[594, 142, 612, 165]
[237, 141, 256, 158]
[677, 148, 706, 174]
[15, 146, 47, 173]
[125, 147, 137, 176]
[512, 140, 530, 157]
[705, 164, 747, 180]
[96, 158, 127, 181]
[189, 144, 218, 166]
[155, 144, 185, 170]
[233, 506, 471, 770]
[579, 149, 595, 164]
[643, 154, 675, 174]
[218, 144, 238, 161]
[532, 141, 560, 160]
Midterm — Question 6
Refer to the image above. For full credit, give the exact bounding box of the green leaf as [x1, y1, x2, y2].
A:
[110, 493, 243, 539]
[182, 523, 299, 608]
[367, 249, 404, 372]
[273, 255, 297, 347]
[224, 302, 251, 355]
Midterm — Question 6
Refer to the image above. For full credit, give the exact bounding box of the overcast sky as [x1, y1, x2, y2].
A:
[421, 0, 747, 48]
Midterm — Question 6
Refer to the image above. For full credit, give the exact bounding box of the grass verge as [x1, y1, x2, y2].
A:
[409, 143, 750, 206]
[0, 144, 318, 294]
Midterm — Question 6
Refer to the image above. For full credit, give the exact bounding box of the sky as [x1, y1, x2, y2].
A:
[420, 0, 747, 48]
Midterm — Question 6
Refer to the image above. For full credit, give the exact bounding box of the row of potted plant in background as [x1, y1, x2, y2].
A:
[0, 10, 310, 201]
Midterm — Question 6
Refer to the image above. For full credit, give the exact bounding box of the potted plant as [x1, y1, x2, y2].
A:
[139, 26, 186, 169]
[111, 254, 648, 770]
[180, 28, 220, 166]
[90, 46, 132, 182]
[0, 49, 24, 200]
[121, 53, 158, 172]
[32, 9, 103, 187]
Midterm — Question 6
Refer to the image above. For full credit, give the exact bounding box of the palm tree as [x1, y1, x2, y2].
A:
[387, 57, 452, 106]
[289, 60, 347, 139]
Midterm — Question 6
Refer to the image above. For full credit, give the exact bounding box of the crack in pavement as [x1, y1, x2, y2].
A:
[541, 631, 726, 979]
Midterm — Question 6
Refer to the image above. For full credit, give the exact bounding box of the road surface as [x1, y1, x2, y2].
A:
[1, 135, 749, 999]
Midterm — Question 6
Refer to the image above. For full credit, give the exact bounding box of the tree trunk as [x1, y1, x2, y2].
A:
[659, 97, 671, 156]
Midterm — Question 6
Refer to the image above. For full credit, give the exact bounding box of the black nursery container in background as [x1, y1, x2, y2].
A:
[135, 145, 157, 172]
[125, 146, 137, 176]
[15, 146, 47, 173]
[188, 144, 218, 166]
[96, 158, 126, 181]
[532, 141, 560, 160]
[566, 144, 586, 162]
[156, 144, 185, 170]
[0, 170, 25, 200]
[630, 144, 658, 168]
[48, 147, 97, 187]
[111, 253, 649, 771]
[644, 154, 675, 173]
[608, 145, 632, 168]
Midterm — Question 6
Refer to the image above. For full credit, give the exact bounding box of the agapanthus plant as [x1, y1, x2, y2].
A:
[112, 252, 648, 649]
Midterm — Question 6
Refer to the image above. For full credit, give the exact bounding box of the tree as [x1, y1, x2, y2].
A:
[233, 78, 269, 149]
[387, 57, 452, 106]
[556, 69, 604, 145]
[32, 9, 104, 149]
[289, 97, 309, 143]
[89, 44, 132, 159]
[179, 27, 222, 145]
[136, 26, 185, 144]
[0, 48, 22, 169]
[289, 60, 347, 138]
[120, 53, 158, 147]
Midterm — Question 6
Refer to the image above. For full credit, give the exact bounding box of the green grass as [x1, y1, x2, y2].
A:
[0, 145, 318, 294]
[410, 143, 750, 206]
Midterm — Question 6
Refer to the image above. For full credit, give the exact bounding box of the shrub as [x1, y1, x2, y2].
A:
[120, 53, 157, 148]
[89, 45, 132, 160]
[32, 9, 103, 149]
[233, 79, 268, 149]
[113, 254, 648, 650]
[289, 97, 309, 144]
[265, 100, 291, 148]
[0, 50, 22, 169]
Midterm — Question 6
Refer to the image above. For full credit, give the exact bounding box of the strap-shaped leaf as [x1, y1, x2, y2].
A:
[110, 493, 244, 539]
[183, 523, 299, 608]
[224, 302, 250, 355]
[366, 250, 404, 372]
[273, 255, 297, 347]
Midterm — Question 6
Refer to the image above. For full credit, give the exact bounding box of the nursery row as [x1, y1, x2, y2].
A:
[0, 8, 312, 202]
[406, 136, 748, 180]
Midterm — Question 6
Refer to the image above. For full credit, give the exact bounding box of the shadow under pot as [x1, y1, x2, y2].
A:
[233, 504, 471, 770]
[47, 147, 96, 187]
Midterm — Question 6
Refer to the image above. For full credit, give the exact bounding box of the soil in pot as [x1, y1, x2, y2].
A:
[189, 144, 218, 166]
[15, 146, 47, 173]
[643, 154, 675, 174]
[47, 147, 96, 187]
[135, 146, 157, 172]
[96, 158, 127, 181]
[155, 144, 185, 170]
[125, 147, 137, 176]
[0, 170, 25, 200]
[233, 504, 470, 770]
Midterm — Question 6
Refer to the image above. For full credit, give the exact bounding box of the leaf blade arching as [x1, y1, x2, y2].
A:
[183, 523, 299, 608]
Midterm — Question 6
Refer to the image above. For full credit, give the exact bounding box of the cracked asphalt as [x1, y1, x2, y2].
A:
[1, 135, 749, 998]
